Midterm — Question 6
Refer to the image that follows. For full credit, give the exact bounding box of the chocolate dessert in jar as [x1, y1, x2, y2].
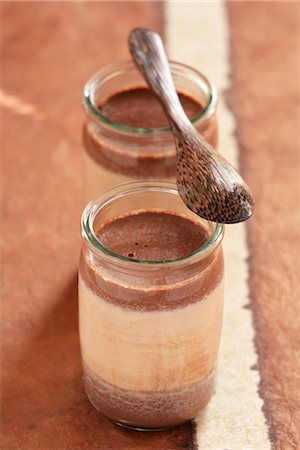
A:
[79, 181, 224, 430]
[82, 61, 218, 201]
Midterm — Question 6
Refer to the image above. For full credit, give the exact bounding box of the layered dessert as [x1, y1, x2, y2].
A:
[83, 87, 217, 201]
[79, 209, 224, 429]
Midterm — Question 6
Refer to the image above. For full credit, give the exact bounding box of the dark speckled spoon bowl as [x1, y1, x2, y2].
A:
[129, 28, 254, 224]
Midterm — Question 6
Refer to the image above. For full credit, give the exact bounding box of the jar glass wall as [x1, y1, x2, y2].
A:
[82, 61, 218, 202]
[79, 181, 224, 430]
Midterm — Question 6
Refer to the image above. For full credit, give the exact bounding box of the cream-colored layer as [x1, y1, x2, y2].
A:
[83, 151, 132, 203]
[83, 150, 176, 203]
[79, 274, 223, 392]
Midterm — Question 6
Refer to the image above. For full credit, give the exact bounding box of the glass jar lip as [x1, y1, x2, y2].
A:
[81, 181, 224, 267]
[82, 59, 218, 135]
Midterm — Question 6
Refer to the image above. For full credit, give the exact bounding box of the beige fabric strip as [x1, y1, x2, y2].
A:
[166, 2, 271, 448]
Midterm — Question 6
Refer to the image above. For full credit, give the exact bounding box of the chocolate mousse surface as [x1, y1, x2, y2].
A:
[98, 87, 203, 129]
[97, 210, 209, 261]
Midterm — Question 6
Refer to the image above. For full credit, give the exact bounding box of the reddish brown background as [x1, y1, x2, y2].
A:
[227, 3, 300, 448]
[1, 2, 300, 450]
[1, 3, 195, 449]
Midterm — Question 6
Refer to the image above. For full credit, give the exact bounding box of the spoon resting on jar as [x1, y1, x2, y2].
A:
[128, 28, 254, 224]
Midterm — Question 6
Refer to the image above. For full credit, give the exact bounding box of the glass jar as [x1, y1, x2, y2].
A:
[82, 61, 218, 202]
[79, 181, 224, 430]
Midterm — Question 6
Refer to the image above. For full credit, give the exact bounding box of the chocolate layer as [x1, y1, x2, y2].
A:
[97, 210, 209, 261]
[99, 88, 203, 129]
[83, 87, 217, 177]
[83, 364, 216, 429]
[79, 210, 224, 311]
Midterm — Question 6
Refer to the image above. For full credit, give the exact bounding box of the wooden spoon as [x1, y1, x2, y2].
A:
[129, 28, 254, 224]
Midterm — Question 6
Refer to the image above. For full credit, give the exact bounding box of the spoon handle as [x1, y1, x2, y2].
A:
[129, 28, 191, 130]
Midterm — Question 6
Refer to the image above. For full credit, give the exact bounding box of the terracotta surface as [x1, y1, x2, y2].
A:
[0, 2, 194, 449]
[227, 2, 300, 448]
[1, 1, 299, 449]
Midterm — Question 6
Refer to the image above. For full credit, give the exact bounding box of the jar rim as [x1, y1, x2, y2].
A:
[81, 181, 224, 267]
[82, 60, 218, 135]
